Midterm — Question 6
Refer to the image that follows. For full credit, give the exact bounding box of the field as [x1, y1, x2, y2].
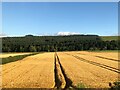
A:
[100, 36, 118, 41]
[1, 51, 119, 88]
[0, 53, 32, 58]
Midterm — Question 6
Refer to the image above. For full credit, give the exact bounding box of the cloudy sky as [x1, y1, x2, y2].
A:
[2, 2, 118, 36]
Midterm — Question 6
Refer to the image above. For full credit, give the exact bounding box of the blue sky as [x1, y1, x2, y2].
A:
[2, 2, 118, 36]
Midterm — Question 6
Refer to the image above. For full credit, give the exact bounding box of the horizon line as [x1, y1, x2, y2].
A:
[0, 34, 119, 38]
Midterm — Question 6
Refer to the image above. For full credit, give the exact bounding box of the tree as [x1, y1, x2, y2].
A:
[20, 46, 24, 52]
[29, 46, 37, 52]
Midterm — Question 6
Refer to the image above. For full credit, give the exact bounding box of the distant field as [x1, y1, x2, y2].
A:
[100, 36, 118, 41]
[0, 53, 32, 58]
[88, 50, 119, 52]
[1, 53, 39, 64]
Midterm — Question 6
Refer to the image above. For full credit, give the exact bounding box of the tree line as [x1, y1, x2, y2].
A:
[2, 35, 119, 52]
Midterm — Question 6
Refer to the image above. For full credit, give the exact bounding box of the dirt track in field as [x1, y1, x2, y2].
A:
[2, 51, 119, 88]
[54, 52, 75, 89]
[54, 52, 66, 89]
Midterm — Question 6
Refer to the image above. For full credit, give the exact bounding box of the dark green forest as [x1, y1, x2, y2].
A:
[2, 35, 119, 52]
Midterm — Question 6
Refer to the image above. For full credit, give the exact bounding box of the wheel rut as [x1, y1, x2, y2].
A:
[95, 56, 119, 62]
[77, 53, 119, 62]
[66, 53, 120, 73]
[54, 52, 75, 89]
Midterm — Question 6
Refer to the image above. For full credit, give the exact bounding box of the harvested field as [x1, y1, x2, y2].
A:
[0, 53, 32, 58]
[67, 52, 119, 71]
[57, 52, 118, 88]
[76, 51, 119, 61]
[2, 51, 119, 88]
[2, 52, 55, 88]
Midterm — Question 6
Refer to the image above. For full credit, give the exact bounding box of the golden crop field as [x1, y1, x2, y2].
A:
[1, 51, 119, 88]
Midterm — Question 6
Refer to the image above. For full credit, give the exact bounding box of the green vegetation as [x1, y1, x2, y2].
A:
[109, 81, 120, 90]
[101, 36, 119, 41]
[1, 53, 39, 64]
[2, 35, 119, 52]
[77, 83, 86, 89]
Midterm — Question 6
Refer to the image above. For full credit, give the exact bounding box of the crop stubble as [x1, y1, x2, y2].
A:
[57, 52, 118, 88]
[2, 53, 55, 88]
[68, 52, 119, 72]
[2, 51, 119, 88]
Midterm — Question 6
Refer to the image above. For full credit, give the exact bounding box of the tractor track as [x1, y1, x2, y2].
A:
[95, 56, 119, 62]
[77, 53, 119, 62]
[54, 52, 75, 89]
[66, 53, 120, 73]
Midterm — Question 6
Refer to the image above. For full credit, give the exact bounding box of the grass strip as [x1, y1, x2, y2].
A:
[0, 52, 39, 65]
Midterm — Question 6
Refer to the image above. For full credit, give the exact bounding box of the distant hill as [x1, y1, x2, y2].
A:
[100, 36, 119, 41]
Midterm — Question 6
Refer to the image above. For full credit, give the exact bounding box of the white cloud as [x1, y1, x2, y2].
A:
[110, 33, 120, 36]
[56, 32, 80, 36]
[0, 33, 7, 38]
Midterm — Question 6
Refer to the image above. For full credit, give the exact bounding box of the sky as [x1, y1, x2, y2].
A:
[2, 2, 118, 36]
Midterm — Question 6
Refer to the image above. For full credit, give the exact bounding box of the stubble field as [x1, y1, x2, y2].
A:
[1, 51, 119, 88]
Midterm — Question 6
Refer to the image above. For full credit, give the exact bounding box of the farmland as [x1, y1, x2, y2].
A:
[0, 53, 39, 64]
[0, 53, 32, 58]
[2, 51, 119, 88]
[100, 36, 119, 41]
[2, 53, 55, 88]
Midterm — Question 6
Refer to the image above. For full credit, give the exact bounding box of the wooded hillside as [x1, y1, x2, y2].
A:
[2, 35, 119, 52]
